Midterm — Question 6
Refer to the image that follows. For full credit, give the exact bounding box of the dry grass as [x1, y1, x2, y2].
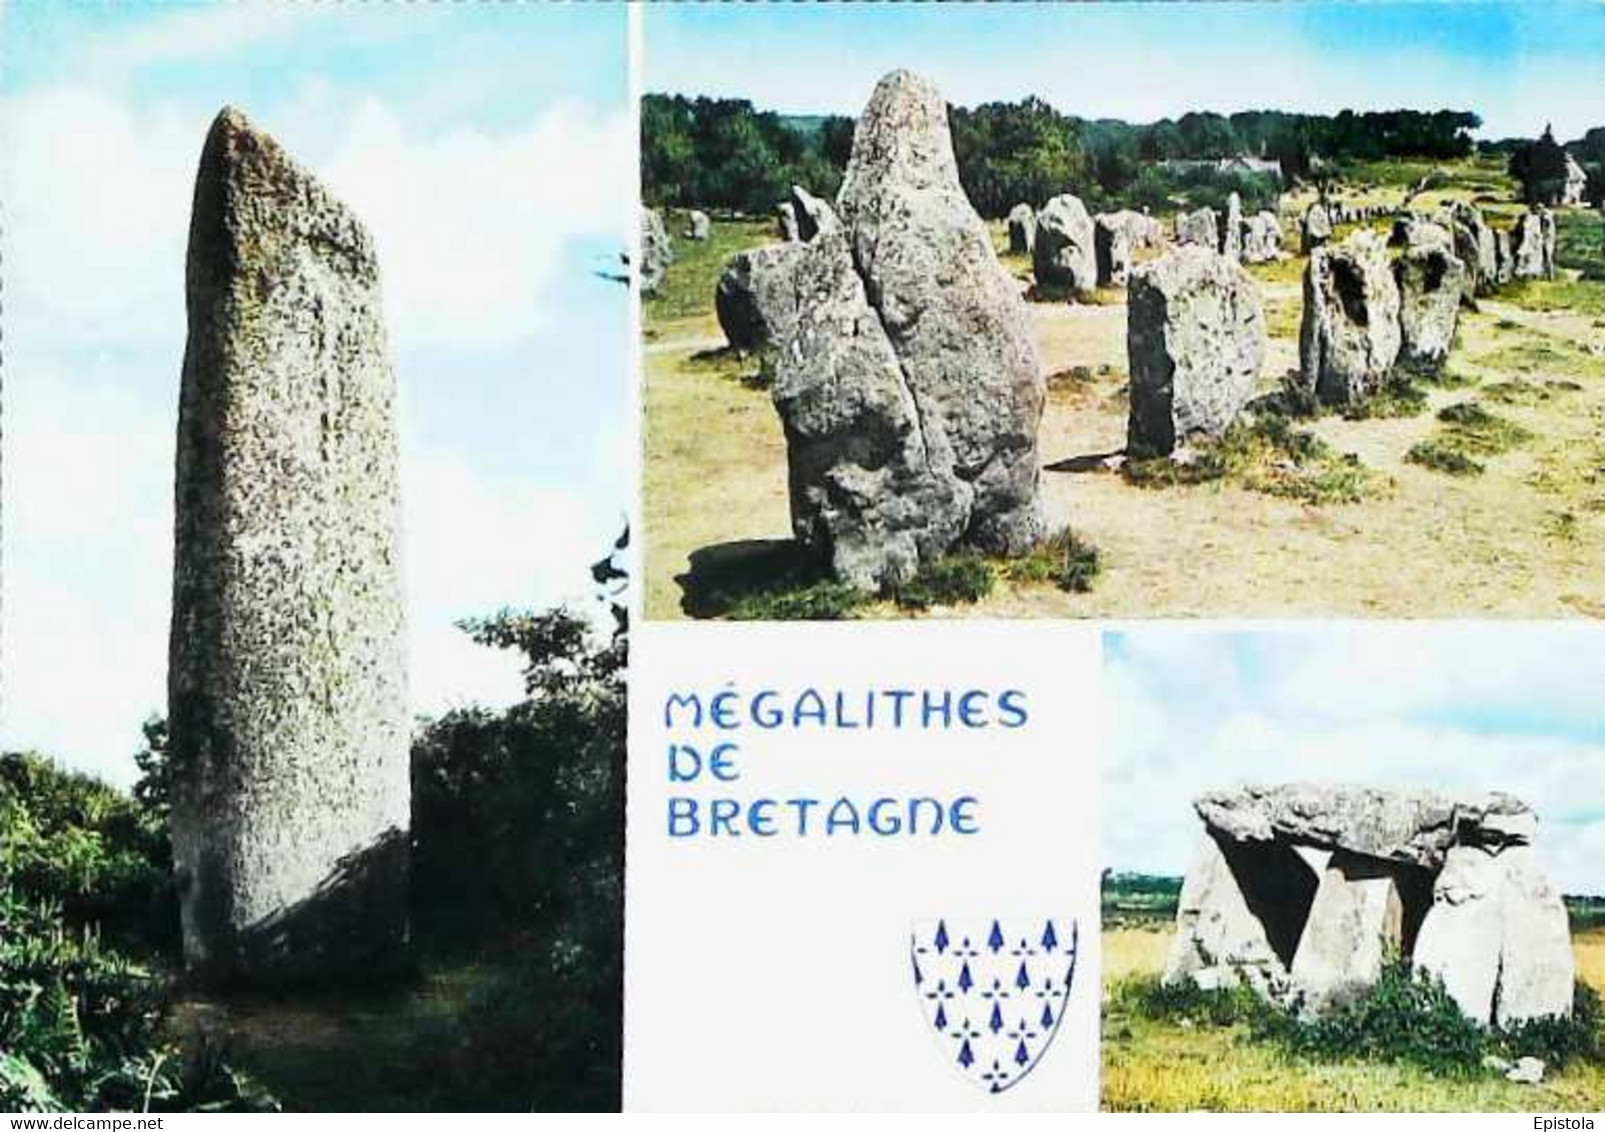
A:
[1101, 925, 1605, 1112]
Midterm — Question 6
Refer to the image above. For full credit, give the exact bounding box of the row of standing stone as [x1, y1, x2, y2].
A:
[663, 68, 1578, 596]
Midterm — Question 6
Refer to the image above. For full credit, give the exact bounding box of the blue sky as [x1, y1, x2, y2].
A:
[1104, 628, 1605, 895]
[646, 1, 1604, 141]
[0, 2, 630, 784]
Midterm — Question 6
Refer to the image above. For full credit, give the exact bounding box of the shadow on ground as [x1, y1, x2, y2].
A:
[676, 538, 828, 618]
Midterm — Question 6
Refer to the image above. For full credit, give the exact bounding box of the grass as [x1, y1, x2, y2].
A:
[1125, 415, 1385, 506]
[677, 529, 1100, 620]
[643, 213, 777, 333]
[1338, 382, 1429, 420]
[645, 157, 1605, 620]
[1556, 207, 1605, 281]
[1102, 924, 1605, 1112]
[1406, 400, 1534, 477]
[999, 526, 1102, 593]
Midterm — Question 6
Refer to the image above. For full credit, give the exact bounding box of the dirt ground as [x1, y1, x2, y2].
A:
[643, 203, 1605, 621]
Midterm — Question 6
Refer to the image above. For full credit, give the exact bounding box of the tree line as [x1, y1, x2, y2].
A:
[642, 93, 1494, 218]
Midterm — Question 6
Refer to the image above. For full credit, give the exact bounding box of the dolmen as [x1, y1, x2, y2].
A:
[1164, 783, 1576, 1025]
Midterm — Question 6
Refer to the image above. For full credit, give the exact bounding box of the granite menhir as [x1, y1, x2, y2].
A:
[169, 107, 409, 987]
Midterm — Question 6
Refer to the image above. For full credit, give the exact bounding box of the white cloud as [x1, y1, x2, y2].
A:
[77, 3, 337, 77]
[314, 95, 632, 352]
[1106, 633, 1605, 896]
[0, 72, 629, 778]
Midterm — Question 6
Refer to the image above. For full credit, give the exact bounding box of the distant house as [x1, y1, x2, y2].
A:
[1160, 156, 1284, 179]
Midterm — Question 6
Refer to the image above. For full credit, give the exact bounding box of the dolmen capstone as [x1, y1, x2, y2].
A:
[170, 107, 409, 986]
[641, 205, 673, 296]
[1165, 784, 1574, 1025]
[1302, 202, 1332, 253]
[1126, 244, 1266, 457]
[1034, 192, 1098, 295]
[685, 209, 712, 241]
[1175, 206, 1219, 250]
[1008, 202, 1036, 255]
[769, 71, 1043, 590]
[1513, 207, 1557, 280]
[1294, 229, 1401, 407]
[1392, 220, 1466, 375]
[1221, 191, 1243, 262]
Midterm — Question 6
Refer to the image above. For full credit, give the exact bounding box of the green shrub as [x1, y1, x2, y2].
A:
[1003, 527, 1102, 593]
[1112, 973, 1267, 1029]
[0, 767, 274, 1112]
[1407, 439, 1484, 476]
[890, 553, 995, 609]
[1267, 957, 1487, 1076]
[1496, 982, 1605, 1069]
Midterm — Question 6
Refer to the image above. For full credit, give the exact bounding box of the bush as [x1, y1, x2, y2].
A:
[1266, 957, 1487, 1076]
[889, 553, 995, 609]
[1496, 982, 1605, 1069]
[0, 762, 274, 1112]
[1003, 527, 1101, 593]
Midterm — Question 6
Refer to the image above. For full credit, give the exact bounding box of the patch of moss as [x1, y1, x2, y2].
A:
[1435, 400, 1533, 456]
[887, 552, 995, 610]
[1407, 440, 1484, 476]
[1001, 527, 1102, 594]
[1124, 414, 1384, 505]
[1339, 381, 1429, 420]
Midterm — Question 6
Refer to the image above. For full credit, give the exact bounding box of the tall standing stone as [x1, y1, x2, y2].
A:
[1033, 193, 1097, 295]
[1302, 202, 1332, 253]
[1126, 244, 1266, 457]
[771, 71, 1044, 589]
[641, 206, 673, 296]
[1448, 202, 1497, 297]
[1007, 202, 1036, 255]
[1221, 192, 1243, 262]
[1513, 208, 1556, 280]
[170, 107, 409, 986]
[1175, 206, 1219, 250]
[1295, 230, 1401, 407]
[1094, 212, 1134, 287]
[1393, 222, 1466, 375]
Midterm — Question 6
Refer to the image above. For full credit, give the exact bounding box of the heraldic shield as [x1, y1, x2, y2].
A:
[910, 918, 1079, 1095]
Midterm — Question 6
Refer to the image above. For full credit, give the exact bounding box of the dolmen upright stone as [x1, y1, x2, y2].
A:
[1175, 206, 1219, 250]
[170, 107, 409, 986]
[1008, 202, 1036, 255]
[1393, 221, 1466, 375]
[641, 205, 673, 296]
[1301, 202, 1332, 253]
[716, 242, 805, 355]
[1165, 783, 1575, 1024]
[1295, 229, 1401, 407]
[1513, 208, 1557, 280]
[1221, 191, 1243, 262]
[1126, 244, 1267, 457]
[770, 71, 1044, 591]
[1034, 192, 1097, 295]
[685, 209, 712, 241]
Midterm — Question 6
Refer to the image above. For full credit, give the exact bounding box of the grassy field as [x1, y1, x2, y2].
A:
[1102, 924, 1605, 1111]
[642, 164, 1605, 621]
